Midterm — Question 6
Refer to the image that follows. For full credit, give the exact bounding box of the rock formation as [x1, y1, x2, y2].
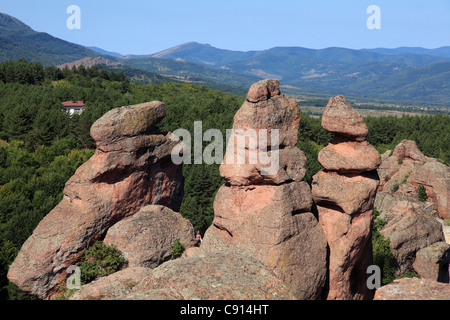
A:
[201, 79, 328, 300]
[104, 205, 196, 268]
[71, 251, 296, 300]
[311, 95, 381, 300]
[374, 278, 450, 300]
[375, 139, 448, 274]
[412, 242, 450, 283]
[377, 139, 449, 220]
[7, 102, 184, 299]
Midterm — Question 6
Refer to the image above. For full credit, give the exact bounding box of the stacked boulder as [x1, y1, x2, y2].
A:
[8, 102, 186, 299]
[202, 79, 328, 300]
[312, 95, 381, 300]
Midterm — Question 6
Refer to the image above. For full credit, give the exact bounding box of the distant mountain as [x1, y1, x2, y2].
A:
[146, 42, 450, 105]
[149, 42, 450, 68]
[1, 12, 449, 106]
[362, 46, 450, 59]
[88, 46, 123, 58]
[57, 56, 122, 69]
[122, 56, 259, 89]
[0, 12, 101, 65]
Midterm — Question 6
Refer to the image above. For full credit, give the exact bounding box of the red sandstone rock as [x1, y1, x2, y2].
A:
[312, 97, 379, 300]
[202, 80, 328, 300]
[321, 95, 368, 141]
[374, 278, 450, 300]
[392, 139, 433, 162]
[104, 205, 196, 269]
[7, 102, 184, 299]
[318, 137, 381, 173]
[246, 79, 281, 103]
[233, 80, 301, 148]
[376, 140, 449, 220]
[220, 147, 307, 186]
[121, 251, 296, 300]
[412, 242, 450, 282]
[312, 171, 379, 215]
[317, 206, 374, 300]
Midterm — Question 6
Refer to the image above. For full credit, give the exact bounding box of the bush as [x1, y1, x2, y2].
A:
[372, 209, 396, 286]
[418, 184, 428, 202]
[391, 183, 399, 194]
[170, 239, 185, 258]
[77, 241, 126, 285]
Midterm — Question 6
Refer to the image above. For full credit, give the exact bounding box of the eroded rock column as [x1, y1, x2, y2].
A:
[8, 102, 184, 299]
[312, 95, 381, 300]
[202, 80, 328, 300]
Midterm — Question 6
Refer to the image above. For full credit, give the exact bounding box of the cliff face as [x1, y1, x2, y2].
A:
[7, 102, 184, 299]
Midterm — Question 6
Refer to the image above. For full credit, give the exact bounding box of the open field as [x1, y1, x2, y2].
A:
[301, 106, 433, 118]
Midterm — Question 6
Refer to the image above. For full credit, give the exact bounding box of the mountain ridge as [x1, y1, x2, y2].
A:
[1, 12, 450, 106]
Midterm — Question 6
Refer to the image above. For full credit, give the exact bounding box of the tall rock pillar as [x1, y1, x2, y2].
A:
[202, 79, 328, 300]
[312, 95, 381, 300]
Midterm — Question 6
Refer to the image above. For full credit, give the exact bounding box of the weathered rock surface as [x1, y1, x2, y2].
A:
[202, 79, 328, 300]
[391, 139, 434, 162]
[377, 139, 450, 220]
[220, 147, 307, 186]
[318, 137, 381, 173]
[312, 95, 380, 300]
[7, 102, 184, 299]
[70, 267, 154, 300]
[72, 251, 296, 300]
[233, 79, 301, 148]
[104, 205, 196, 269]
[312, 171, 379, 215]
[375, 193, 445, 274]
[374, 278, 450, 300]
[321, 95, 369, 142]
[375, 140, 449, 275]
[412, 242, 450, 283]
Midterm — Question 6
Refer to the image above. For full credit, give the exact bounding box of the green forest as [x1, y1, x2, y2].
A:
[0, 60, 449, 299]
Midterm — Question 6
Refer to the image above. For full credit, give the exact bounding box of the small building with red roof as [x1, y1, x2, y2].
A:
[62, 101, 85, 115]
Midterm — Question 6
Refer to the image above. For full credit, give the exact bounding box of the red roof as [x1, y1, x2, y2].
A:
[62, 101, 85, 107]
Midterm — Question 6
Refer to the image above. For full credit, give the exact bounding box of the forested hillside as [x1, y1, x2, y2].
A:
[0, 60, 448, 299]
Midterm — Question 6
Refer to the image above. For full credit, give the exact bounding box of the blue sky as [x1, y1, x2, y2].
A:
[1, 0, 450, 55]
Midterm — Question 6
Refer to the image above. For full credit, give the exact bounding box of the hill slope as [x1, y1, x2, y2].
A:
[0, 12, 101, 65]
[147, 42, 450, 105]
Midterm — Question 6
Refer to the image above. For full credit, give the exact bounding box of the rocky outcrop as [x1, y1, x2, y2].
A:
[377, 139, 449, 220]
[374, 278, 450, 300]
[312, 95, 381, 300]
[70, 267, 154, 300]
[201, 79, 328, 300]
[7, 102, 184, 299]
[72, 251, 296, 300]
[58, 56, 122, 70]
[104, 205, 196, 269]
[375, 193, 445, 274]
[375, 139, 448, 274]
[412, 242, 450, 283]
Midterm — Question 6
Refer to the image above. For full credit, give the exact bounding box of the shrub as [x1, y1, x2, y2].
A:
[391, 183, 399, 194]
[418, 184, 428, 202]
[372, 209, 396, 285]
[77, 241, 126, 285]
[170, 239, 185, 258]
